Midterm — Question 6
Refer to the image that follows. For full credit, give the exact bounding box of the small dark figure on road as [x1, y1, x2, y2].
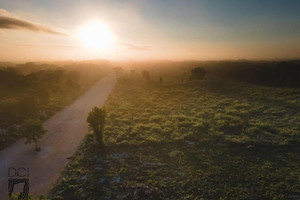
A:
[159, 77, 163, 86]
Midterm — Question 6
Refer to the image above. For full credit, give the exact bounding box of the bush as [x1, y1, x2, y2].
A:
[20, 119, 47, 151]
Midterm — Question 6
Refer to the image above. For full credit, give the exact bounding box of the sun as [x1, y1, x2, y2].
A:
[78, 21, 115, 50]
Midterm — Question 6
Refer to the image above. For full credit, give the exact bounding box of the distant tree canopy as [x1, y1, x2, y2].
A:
[113, 67, 124, 78]
[0, 62, 110, 150]
[87, 107, 106, 147]
[20, 118, 47, 151]
[0, 68, 82, 125]
[190, 67, 206, 81]
[206, 61, 300, 87]
[141, 70, 150, 80]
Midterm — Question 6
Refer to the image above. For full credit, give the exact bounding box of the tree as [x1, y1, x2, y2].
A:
[141, 70, 150, 81]
[190, 67, 206, 81]
[113, 67, 124, 78]
[87, 107, 106, 147]
[21, 119, 47, 151]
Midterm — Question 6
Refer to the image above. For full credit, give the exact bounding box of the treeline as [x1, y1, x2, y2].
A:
[0, 69, 80, 124]
[115, 60, 300, 88]
[203, 61, 300, 88]
[0, 61, 110, 149]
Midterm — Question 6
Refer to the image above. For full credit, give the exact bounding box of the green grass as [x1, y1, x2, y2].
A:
[51, 77, 300, 200]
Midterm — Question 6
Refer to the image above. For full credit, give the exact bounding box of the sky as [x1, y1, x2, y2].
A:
[0, 0, 300, 61]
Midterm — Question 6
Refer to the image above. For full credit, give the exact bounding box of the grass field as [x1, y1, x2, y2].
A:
[51, 75, 300, 200]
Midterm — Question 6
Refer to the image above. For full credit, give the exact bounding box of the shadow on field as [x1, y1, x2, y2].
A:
[51, 133, 300, 199]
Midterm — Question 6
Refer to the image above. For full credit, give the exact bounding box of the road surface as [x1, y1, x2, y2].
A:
[0, 76, 115, 199]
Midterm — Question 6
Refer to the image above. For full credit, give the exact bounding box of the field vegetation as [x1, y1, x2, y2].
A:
[51, 63, 300, 199]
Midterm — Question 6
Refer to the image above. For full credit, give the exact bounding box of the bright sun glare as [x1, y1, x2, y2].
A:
[78, 21, 115, 50]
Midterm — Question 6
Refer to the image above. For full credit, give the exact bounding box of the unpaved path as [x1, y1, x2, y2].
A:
[0, 76, 115, 199]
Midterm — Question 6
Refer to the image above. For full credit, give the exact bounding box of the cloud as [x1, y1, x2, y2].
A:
[1, 43, 78, 48]
[118, 42, 150, 51]
[0, 9, 66, 35]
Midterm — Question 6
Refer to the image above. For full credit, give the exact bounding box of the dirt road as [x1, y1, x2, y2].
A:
[0, 76, 115, 199]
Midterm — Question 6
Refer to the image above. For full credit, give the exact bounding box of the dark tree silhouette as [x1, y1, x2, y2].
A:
[159, 77, 163, 85]
[190, 67, 206, 81]
[87, 107, 106, 147]
[21, 119, 47, 151]
[113, 67, 124, 78]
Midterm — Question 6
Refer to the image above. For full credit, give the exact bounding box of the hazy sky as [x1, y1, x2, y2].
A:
[0, 0, 300, 61]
